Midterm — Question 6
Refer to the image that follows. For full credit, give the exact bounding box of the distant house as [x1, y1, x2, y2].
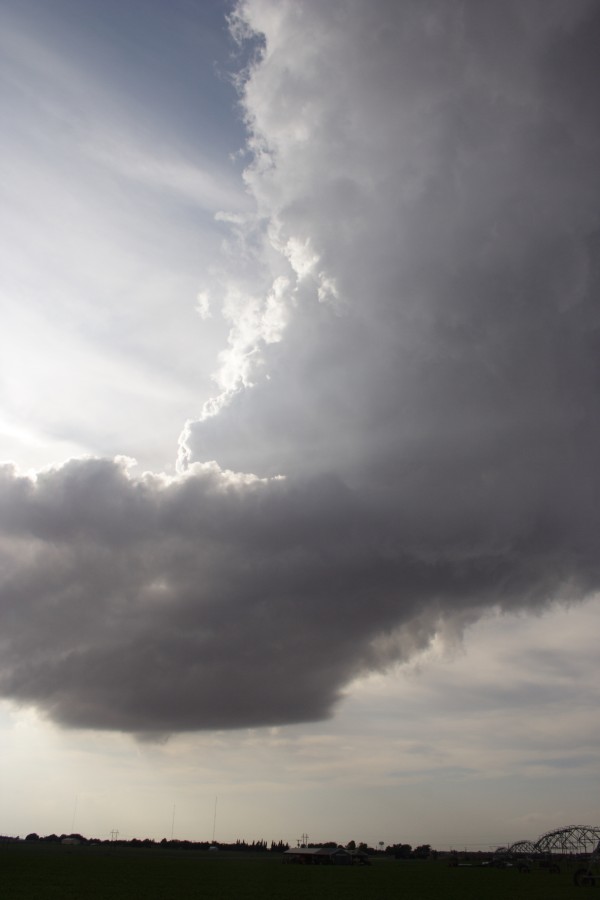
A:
[284, 846, 352, 865]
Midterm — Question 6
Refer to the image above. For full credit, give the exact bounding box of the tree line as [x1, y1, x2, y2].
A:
[15, 833, 436, 858]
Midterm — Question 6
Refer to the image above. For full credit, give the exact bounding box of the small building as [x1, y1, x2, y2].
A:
[284, 846, 352, 865]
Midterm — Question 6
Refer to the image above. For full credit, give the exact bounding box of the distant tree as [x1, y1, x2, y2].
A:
[68, 833, 86, 844]
[25, 833, 39, 841]
[346, 840, 356, 851]
[270, 840, 289, 852]
[412, 844, 432, 859]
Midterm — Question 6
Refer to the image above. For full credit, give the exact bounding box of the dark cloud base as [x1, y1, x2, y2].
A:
[0, 451, 597, 734]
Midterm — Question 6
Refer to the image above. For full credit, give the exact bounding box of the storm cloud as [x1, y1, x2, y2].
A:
[2, 0, 600, 734]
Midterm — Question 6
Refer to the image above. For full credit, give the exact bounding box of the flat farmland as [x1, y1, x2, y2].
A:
[0, 842, 585, 899]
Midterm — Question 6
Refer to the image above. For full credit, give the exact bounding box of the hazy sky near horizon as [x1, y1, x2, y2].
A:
[1, 0, 600, 848]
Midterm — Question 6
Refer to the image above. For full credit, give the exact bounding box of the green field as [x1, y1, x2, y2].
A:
[0, 842, 586, 899]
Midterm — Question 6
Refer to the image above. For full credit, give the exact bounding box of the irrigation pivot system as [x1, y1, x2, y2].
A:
[494, 825, 600, 884]
[536, 826, 600, 856]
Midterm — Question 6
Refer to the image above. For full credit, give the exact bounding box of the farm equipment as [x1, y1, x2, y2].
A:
[574, 839, 600, 887]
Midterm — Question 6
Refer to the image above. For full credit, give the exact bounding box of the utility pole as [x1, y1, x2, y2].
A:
[212, 796, 218, 843]
[110, 829, 119, 842]
[71, 794, 78, 834]
[298, 832, 309, 847]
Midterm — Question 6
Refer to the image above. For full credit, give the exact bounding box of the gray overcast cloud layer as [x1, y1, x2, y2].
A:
[2, 0, 600, 733]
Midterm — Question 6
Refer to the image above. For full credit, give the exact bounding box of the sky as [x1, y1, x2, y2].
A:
[1, 0, 600, 850]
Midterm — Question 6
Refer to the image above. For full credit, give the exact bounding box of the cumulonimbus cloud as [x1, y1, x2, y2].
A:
[2, 0, 600, 733]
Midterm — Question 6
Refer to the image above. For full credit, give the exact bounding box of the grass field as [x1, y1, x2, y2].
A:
[0, 841, 587, 899]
